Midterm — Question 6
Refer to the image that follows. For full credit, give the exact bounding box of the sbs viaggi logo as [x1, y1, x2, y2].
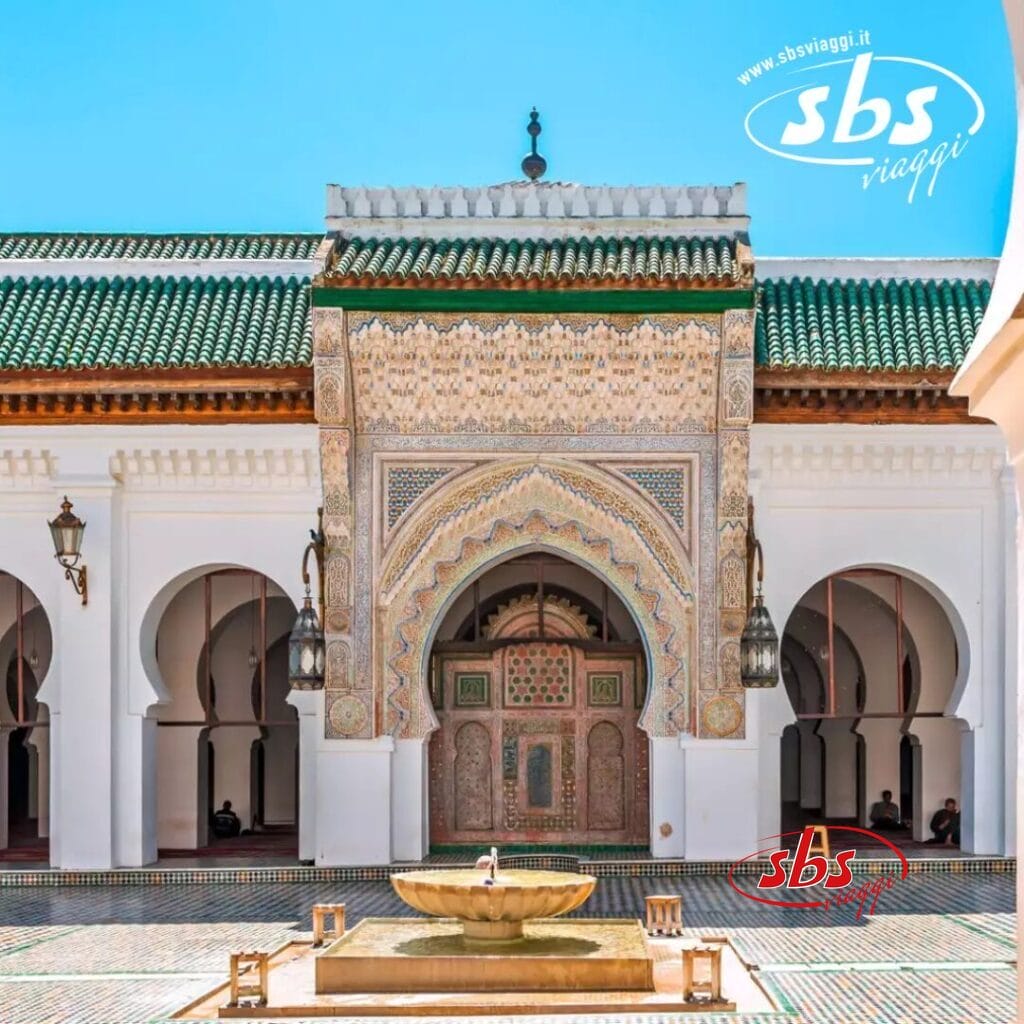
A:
[737, 30, 985, 203]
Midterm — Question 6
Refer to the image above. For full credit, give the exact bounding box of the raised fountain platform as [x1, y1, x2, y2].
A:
[315, 917, 653, 993]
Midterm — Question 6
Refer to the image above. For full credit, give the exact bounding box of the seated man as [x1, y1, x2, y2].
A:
[868, 789, 903, 830]
[926, 798, 961, 846]
[211, 800, 242, 839]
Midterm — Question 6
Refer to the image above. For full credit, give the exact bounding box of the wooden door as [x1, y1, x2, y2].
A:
[428, 643, 649, 847]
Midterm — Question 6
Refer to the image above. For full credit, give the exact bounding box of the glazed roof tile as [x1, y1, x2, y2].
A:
[329, 235, 740, 287]
[0, 233, 322, 261]
[0, 275, 311, 370]
[756, 277, 990, 372]
[0, 256, 989, 375]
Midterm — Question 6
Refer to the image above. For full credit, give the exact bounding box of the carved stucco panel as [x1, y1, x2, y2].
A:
[346, 312, 722, 435]
[376, 459, 696, 741]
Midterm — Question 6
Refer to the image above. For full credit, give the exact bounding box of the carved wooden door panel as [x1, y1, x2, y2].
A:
[429, 646, 649, 847]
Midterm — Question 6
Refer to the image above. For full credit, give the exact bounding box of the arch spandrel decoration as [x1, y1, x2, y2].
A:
[376, 459, 696, 740]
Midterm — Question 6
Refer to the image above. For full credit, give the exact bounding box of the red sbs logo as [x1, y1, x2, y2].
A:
[728, 826, 909, 919]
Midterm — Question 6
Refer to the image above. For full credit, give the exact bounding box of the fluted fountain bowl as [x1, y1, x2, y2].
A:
[390, 869, 597, 940]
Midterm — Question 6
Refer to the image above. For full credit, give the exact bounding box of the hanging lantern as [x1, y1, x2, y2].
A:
[740, 525, 779, 688]
[247, 647, 260, 669]
[740, 593, 779, 687]
[288, 588, 325, 689]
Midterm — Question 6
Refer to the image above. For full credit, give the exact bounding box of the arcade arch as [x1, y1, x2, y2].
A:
[779, 569, 962, 846]
[151, 568, 298, 853]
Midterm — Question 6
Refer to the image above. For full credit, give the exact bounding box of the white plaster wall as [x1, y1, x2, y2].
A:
[0, 420, 1011, 867]
[679, 736, 759, 860]
[0, 424, 319, 868]
[751, 424, 1012, 856]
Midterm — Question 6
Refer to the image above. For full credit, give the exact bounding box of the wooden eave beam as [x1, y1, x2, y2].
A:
[753, 367, 988, 424]
[0, 367, 315, 425]
[0, 366, 313, 394]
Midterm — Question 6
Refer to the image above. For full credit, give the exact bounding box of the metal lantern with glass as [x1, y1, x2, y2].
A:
[48, 496, 88, 605]
[740, 499, 779, 688]
[288, 509, 326, 689]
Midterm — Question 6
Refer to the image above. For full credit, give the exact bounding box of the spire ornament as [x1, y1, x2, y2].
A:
[521, 108, 547, 181]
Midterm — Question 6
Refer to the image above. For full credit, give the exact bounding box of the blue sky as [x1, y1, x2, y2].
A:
[0, 1, 1014, 255]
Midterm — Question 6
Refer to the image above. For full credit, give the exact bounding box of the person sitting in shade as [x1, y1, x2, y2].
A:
[211, 800, 241, 839]
[868, 789, 904, 830]
[926, 798, 960, 846]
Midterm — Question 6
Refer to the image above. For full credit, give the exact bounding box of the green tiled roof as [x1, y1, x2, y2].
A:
[0, 265, 988, 376]
[0, 275, 311, 370]
[0, 233, 322, 261]
[756, 277, 990, 372]
[330, 235, 740, 286]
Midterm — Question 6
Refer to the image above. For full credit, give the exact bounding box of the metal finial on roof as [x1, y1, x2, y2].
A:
[521, 108, 547, 181]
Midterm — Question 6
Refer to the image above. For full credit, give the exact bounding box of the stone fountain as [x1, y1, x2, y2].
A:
[390, 847, 596, 940]
[315, 847, 654, 995]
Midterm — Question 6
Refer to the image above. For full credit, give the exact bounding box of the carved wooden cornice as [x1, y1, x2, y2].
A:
[753, 369, 986, 425]
[0, 367, 315, 425]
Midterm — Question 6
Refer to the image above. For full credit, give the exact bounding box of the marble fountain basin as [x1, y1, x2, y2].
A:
[390, 868, 597, 940]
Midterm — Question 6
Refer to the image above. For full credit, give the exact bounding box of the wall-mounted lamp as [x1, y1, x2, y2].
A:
[48, 496, 88, 606]
[740, 498, 778, 688]
[288, 507, 326, 689]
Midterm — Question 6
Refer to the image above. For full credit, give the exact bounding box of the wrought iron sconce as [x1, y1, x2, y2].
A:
[740, 498, 779, 688]
[48, 496, 88, 606]
[288, 506, 326, 689]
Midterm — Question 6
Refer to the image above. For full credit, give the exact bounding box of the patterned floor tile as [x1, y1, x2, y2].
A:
[764, 967, 1016, 1024]
[0, 976, 213, 1024]
[0, 874, 1012, 1024]
[0, 923, 296, 976]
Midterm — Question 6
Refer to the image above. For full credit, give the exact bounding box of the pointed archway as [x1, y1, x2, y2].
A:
[427, 552, 650, 850]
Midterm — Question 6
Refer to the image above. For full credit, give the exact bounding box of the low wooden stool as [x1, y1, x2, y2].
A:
[682, 944, 722, 1003]
[807, 825, 831, 861]
[312, 903, 346, 946]
[644, 894, 683, 935]
[229, 951, 269, 1007]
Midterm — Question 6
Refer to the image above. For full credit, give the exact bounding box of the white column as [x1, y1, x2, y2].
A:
[1002, 467, 1018, 856]
[113, 712, 157, 865]
[287, 689, 319, 863]
[856, 719, 902, 826]
[28, 726, 50, 839]
[262, 727, 297, 826]
[392, 737, 428, 862]
[648, 736, 685, 858]
[314, 735, 394, 865]
[0, 728, 10, 850]
[50, 479, 116, 869]
[211, 726, 261, 830]
[797, 722, 823, 810]
[911, 717, 963, 844]
[818, 720, 858, 819]
[156, 725, 206, 849]
[679, 736, 759, 860]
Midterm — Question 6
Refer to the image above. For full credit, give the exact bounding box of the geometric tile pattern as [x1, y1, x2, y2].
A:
[0, 871, 1013, 1023]
[385, 466, 454, 528]
[504, 644, 573, 706]
[620, 465, 689, 534]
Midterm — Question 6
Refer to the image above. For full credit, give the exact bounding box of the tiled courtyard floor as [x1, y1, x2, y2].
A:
[0, 871, 1014, 1024]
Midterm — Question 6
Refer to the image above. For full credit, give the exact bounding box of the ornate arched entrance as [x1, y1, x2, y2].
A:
[427, 554, 649, 848]
[375, 459, 696, 743]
